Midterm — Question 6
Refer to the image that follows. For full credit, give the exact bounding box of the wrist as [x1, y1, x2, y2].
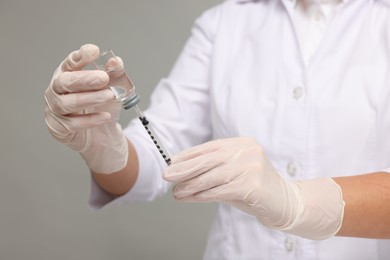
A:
[80, 123, 129, 174]
[278, 178, 345, 240]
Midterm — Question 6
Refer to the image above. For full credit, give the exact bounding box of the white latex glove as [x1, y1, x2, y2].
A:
[44, 44, 128, 174]
[163, 137, 345, 240]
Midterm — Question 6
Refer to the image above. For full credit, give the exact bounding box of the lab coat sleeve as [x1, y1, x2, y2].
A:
[89, 3, 223, 209]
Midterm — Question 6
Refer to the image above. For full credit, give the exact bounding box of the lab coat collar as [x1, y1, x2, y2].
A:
[235, 0, 390, 9]
[237, 0, 360, 4]
[284, 0, 349, 4]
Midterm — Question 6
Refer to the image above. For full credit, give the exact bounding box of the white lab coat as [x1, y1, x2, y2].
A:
[90, 0, 390, 259]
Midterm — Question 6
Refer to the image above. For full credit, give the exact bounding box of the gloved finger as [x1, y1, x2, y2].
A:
[104, 56, 127, 83]
[105, 56, 124, 71]
[170, 139, 224, 164]
[60, 44, 100, 72]
[192, 181, 245, 202]
[45, 109, 112, 134]
[52, 70, 109, 94]
[92, 52, 124, 71]
[163, 148, 230, 183]
[176, 183, 236, 203]
[45, 88, 115, 115]
[172, 161, 239, 199]
[92, 101, 122, 121]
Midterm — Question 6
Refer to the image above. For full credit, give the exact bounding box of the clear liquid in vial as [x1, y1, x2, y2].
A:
[107, 69, 140, 109]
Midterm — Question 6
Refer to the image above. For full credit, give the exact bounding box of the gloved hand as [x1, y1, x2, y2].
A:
[163, 137, 345, 240]
[44, 44, 128, 174]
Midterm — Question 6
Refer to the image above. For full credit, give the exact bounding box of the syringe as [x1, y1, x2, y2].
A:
[90, 49, 171, 166]
[134, 105, 172, 166]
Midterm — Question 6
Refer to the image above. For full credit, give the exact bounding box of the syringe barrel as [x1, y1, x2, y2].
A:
[134, 105, 171, 166]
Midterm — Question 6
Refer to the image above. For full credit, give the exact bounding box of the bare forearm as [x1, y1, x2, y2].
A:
[334, 172, 390, 238]
[91, 139, 139, 196]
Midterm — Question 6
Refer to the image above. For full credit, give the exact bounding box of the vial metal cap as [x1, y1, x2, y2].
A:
[123, 94, 141, 110]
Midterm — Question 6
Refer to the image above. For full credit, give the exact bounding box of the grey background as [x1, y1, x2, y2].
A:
[0, 1, 221, 259]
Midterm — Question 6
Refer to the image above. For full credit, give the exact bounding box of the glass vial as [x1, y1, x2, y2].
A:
[92, 50, 140, 110]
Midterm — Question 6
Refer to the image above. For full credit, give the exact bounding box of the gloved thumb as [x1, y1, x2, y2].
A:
[60, 44, 100, 72]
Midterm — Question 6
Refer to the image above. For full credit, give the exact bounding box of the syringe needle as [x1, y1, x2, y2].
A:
[134, 105, 172, 166]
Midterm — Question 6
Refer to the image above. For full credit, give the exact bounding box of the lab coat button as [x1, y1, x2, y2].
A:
[285, 238, 294, 252]
[287, 162, 298, 177]
[293, 87, 304, 100]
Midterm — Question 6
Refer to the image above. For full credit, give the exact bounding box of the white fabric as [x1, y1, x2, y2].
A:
[90, 0, 390, 259]
[294, 0, 342, 64]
